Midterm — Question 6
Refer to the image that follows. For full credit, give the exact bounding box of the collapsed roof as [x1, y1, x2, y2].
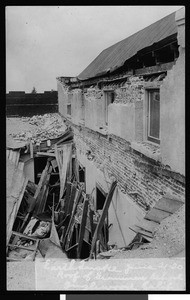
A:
[78, 11, 177, 81]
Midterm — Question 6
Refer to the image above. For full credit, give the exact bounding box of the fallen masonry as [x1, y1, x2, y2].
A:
[6, 114, 185, 261]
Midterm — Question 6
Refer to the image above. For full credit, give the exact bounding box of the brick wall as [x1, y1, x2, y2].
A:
[70, 123, 185, 211]
[114, 76, 145, 104]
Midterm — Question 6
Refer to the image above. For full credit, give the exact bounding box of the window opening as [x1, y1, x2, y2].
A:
[147, 89, 160, 144]
[104, 91, 115, 125]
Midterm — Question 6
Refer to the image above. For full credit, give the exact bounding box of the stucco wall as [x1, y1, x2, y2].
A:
[57, 81, 68, 117]
[108, 103, 135, 141]
[160, 8, 185, 175]
[76, 147, 145, 248]
[24, 159, 35, 182]
[71, 90, 84, 125]
[84, 89, 105, 132]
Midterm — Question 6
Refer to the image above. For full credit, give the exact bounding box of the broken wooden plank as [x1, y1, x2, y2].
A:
[55, 143, 72, 199]
[19, 161, 50, 232]
[144, 207, 172, 224]
[65, 222, 75, 251]
[89, 208, 94, 236]
[154, 196, 184, 214]
[30, 141, 33, 158]
[55, 131, 73, 145]
[7, 173, 28, 245]
[26, 181, 37, 195]
[11, 230, 38, 241]
[77, 198, 89, 258]
[62, 189, 83, 248]
[135, 218, 158, 233]
[7, 243, 36, 252]
[67, 242, 78, 252]
[64, 182, 72, 215]
[36, 152, 56, 157]
[89, 181, 117, 258]
[34, 160, 50, 200]
[34, 164, 52, 216]
[129, 225, 153, 238]
[67, 184, 77, 216]
[31, 239, 40, 261]
[129, 227, 153, 242]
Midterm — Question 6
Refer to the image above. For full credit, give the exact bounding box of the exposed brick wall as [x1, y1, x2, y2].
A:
[69, 122, 185, 212]
[114, 76, 145, 104]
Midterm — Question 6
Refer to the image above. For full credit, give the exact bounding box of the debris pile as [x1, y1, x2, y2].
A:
[9, 113, 67, 143]
[6, 119, 117, 261]
[6, 114, 185, 261]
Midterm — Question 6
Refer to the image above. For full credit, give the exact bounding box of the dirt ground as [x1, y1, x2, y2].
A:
[110, 204, 185, 259]
[6, 113, 67, 144]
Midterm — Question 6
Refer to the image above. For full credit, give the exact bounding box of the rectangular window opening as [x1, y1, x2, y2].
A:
[147, 89, 160, 144]
[104, 91, 115, 125]
[67, 104, 71, 115]
[96, 185, 107, 210]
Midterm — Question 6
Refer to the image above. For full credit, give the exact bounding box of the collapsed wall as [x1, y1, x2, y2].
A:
[56, 8, 185, 249]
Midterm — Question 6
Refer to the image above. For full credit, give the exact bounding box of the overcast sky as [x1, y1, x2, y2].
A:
[6, 5, 183, 93]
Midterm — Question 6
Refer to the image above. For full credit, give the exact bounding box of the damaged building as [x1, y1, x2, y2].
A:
[56, 9, 185, 252]
[6, 8, 185, 263]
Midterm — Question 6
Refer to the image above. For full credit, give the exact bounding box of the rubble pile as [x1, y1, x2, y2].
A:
[9, 113, 67, 143]
[7, 121, 115, 261]
[6, 114, 185, 262]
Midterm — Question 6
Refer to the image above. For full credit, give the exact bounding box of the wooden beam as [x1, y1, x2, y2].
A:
[135, 61, 174, 76]
[154, 196, 183, 214]
[11, 231, 38, 241]
[36, 152, 55, 157]
[67, 184, 77, 216]
[145, 208, 172, 224]
[64, 182, 72, 215]
[7, 243, 36, 252]
[89, 181, 117, 258]
[62, 189, 82, 248]
[89, 209, 94, 236]
[77, 199, 89, 258]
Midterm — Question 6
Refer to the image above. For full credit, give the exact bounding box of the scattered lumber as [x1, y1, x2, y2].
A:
[89, 180, 117, 259]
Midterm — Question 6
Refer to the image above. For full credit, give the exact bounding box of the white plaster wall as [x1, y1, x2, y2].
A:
[23, 158, 35, 182]
[160, 8, 185, 175]
[84, 98, 97, 131]
[109, 187, 145, 248]
[76, 148, 145, 248]
[108, 103, 135, 141]
[71, 91, 84, 125]
[57, 81, 68, 117]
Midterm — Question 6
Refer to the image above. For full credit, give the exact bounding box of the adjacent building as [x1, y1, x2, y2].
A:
[56, 8, 185, 248]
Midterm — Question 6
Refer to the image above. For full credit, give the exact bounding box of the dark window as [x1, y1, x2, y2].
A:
[96, 186, 106, 210]
[79, 166, 85, 183]
[104, 91, 115, 125]
[67, 104, 71, 115]
[147, 89, 160, 144]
